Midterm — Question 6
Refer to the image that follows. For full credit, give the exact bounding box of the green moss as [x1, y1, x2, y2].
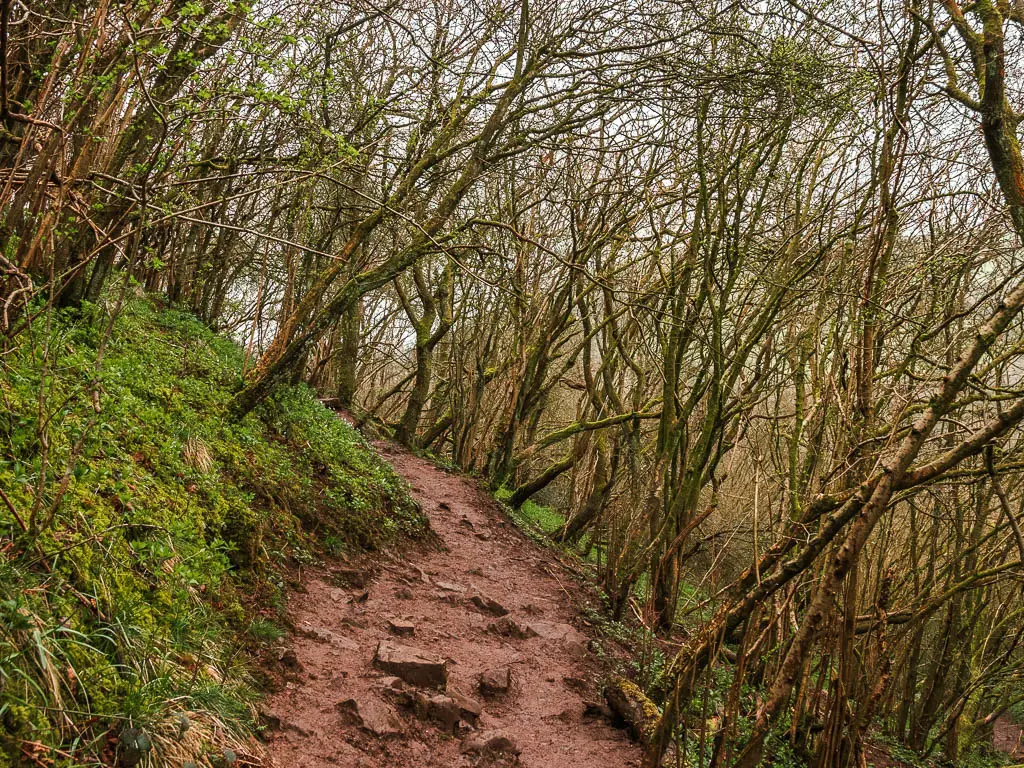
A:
[516, 499, 566, 535]
[0, 295, 424, 766]
[496, 489, 565, 537]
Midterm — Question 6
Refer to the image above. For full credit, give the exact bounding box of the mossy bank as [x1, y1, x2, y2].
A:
[0, 297, 425, 767]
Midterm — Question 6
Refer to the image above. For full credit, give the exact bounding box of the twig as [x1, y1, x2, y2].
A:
[0, 483, 27, 531]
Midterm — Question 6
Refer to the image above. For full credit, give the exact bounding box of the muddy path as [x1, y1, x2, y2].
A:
[994, 714, 1023, 760]
[261, 443, 642, 767]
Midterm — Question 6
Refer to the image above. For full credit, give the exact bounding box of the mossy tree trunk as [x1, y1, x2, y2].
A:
[336, 299, 362, 408]
[394, 263, 453, 446]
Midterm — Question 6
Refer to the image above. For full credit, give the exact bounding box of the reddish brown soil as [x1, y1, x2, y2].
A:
[862, 742, 914, 768]
[262, 443, 642, 767]
[994, 714, 1024, 759]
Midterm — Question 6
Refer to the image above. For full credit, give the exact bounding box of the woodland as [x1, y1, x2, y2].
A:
[1, 0, 1024, 766]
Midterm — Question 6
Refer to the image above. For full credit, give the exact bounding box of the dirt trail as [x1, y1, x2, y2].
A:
[262, 443, 642, 767]
[994, 714, 1024, 759]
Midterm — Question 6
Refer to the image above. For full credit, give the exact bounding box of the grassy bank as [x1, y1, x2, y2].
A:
[0, 297, 424, 767]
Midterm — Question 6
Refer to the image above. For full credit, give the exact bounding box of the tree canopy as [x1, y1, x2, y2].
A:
[3, 0, 1024, 764]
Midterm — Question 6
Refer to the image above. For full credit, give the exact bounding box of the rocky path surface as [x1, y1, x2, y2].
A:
[261, 443, 642, 767]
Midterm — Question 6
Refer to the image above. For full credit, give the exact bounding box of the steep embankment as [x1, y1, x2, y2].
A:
[261, 444, 642, 767]
[0, 299, 424, 767]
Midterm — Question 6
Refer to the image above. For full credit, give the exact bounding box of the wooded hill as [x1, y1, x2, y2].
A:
[1, 0, 1024, 766]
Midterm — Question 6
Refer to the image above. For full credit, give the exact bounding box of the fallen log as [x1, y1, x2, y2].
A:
[604, 676, 661, 747]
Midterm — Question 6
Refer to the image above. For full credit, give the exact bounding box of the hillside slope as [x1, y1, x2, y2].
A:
[0, 298, 424, 767]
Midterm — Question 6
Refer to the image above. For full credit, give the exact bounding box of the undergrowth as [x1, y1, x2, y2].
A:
[0, 296, 424, 767]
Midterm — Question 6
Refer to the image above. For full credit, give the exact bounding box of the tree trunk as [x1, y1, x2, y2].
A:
[336, 299, 362, 408]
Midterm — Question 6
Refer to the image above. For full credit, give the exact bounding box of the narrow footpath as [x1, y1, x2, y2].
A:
[261, 442, 643, 767]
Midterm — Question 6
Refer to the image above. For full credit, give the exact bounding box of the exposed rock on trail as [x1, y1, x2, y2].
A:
[262, 444, 641, 767]
[374, 640, 449, 688]
[479, 667, 512, 697]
